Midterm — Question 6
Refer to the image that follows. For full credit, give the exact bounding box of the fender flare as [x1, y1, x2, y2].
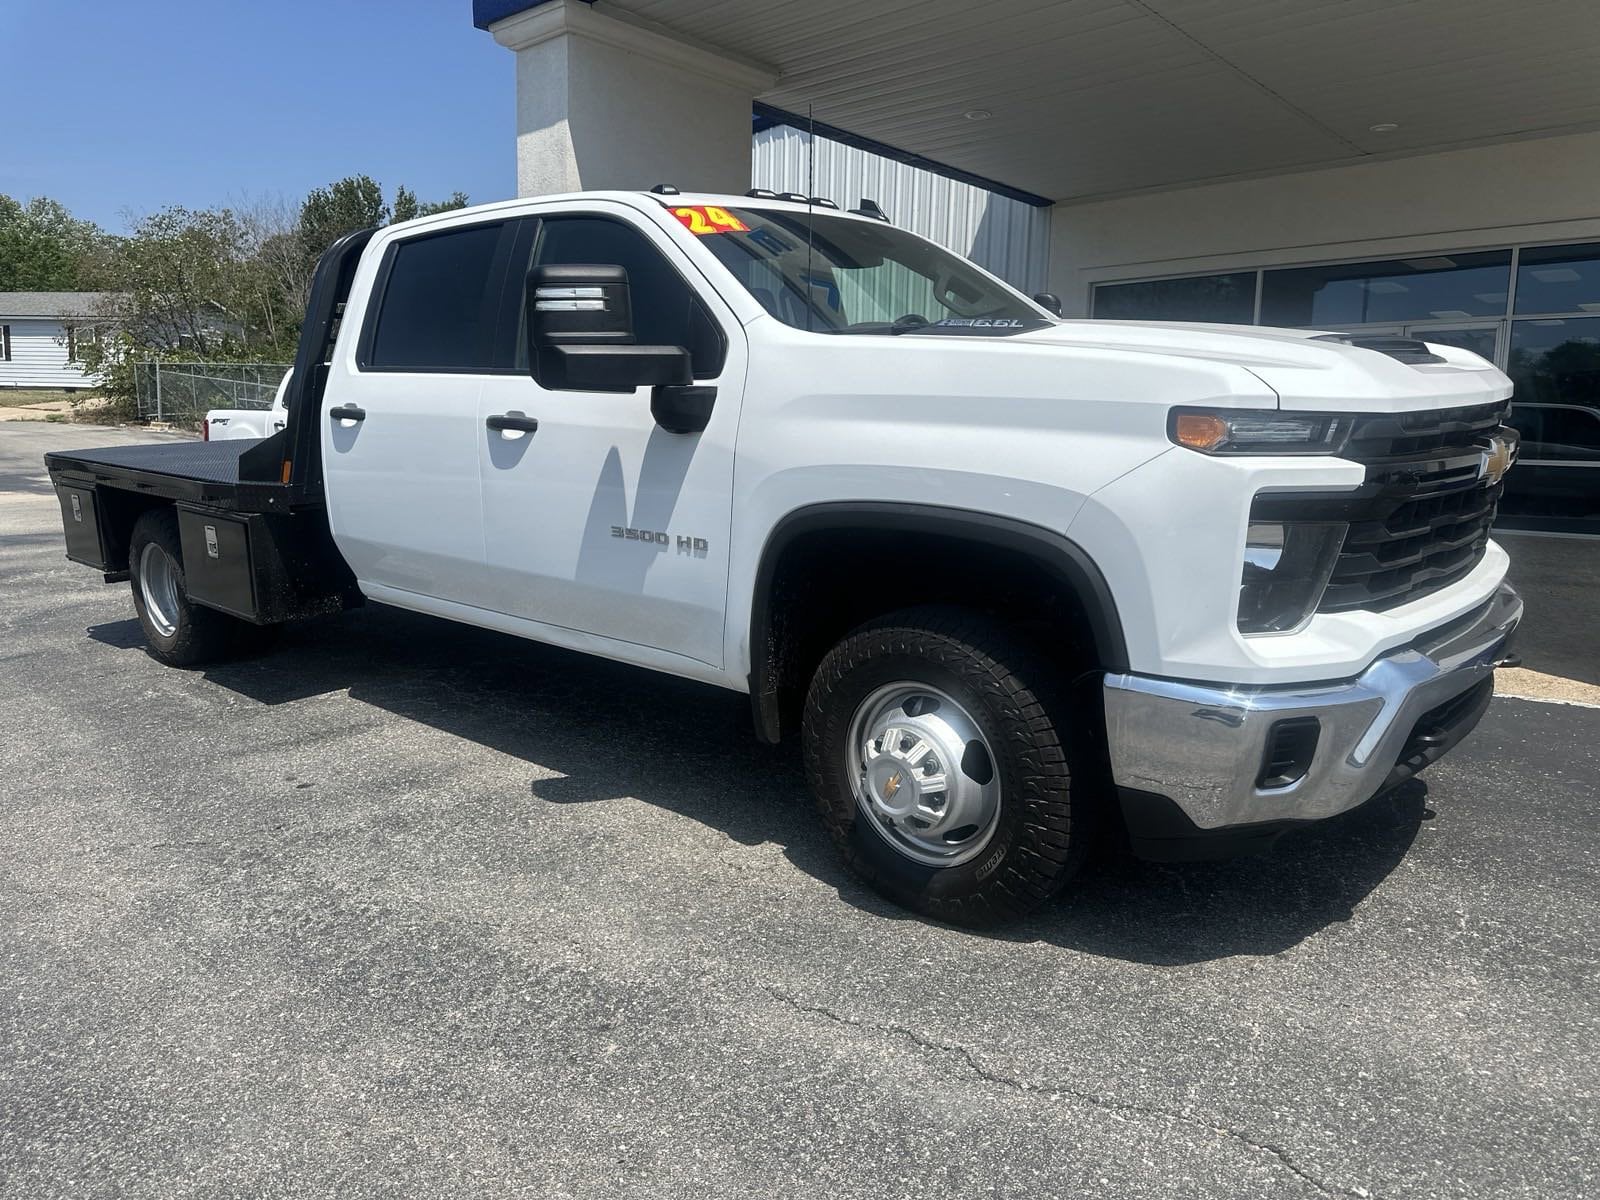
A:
[747, 501, 1128, 742]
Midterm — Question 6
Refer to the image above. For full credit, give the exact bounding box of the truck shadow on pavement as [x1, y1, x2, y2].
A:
[88, 606, 1428, 966]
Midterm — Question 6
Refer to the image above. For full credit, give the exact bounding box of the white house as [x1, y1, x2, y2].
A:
[0, 292, 121, 390]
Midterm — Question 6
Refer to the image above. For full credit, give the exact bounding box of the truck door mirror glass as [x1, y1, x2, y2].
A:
[525, 263, 692, 393]
[1032, 292, 1063, 317]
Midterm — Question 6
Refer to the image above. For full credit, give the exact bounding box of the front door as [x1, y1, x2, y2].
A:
[476, 210, 744, 668]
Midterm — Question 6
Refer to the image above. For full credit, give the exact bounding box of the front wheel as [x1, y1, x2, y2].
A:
[802, 607, 1092, 925]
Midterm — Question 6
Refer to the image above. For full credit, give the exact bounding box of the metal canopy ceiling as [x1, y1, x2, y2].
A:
[584, 0, 1600, 204]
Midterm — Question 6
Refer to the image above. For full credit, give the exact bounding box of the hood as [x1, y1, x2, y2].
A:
[1006, 319, 1512, 414]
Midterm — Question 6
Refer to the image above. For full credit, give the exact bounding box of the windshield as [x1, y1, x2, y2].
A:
[680, 206, 1050, 335]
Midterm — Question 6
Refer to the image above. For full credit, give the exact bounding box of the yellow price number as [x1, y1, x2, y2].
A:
[672, 205, 750, 235]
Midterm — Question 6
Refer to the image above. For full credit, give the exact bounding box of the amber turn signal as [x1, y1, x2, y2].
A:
[280, 460, 292, 484]
[1172, 412, 1230, 452]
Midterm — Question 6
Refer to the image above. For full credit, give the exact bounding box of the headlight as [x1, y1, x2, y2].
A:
[1237, 520, 1346, 634]
[1171, 408, 1351, 455]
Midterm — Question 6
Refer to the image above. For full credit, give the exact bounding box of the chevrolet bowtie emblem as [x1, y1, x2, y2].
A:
[882, 771, 904, 801]
[1479, 434, 1517, 486]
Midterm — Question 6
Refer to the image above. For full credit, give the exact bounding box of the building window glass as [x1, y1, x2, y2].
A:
[1507, 317, 1600, 411]
[1513, 242, 1600, 316]
[1259, 251, 1511, 327]
[0, 324, 10, 361]
[1421, 326, 1498, 361]
[1498, 317, 1600, 528]
[1091, 272, 1255, 324]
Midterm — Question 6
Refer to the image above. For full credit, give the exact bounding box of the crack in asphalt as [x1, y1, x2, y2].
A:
[761, 984, 1378, 1200]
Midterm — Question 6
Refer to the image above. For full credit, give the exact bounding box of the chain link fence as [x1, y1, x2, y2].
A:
[132, 362, 292, 427]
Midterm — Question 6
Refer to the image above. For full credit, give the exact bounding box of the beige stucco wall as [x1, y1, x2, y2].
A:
[496, 0, 771, 199]
[1049, 129, 1600, 317]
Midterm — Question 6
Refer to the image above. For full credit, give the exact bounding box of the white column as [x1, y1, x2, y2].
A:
[489, 0, 777, 197]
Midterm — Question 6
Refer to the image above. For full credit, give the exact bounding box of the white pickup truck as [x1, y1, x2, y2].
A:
[46, 188, 1522, 924]
[203, 371, 290, 442]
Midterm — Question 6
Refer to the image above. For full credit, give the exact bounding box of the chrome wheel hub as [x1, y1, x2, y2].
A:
[847, 683, 1001, 867]
[138, 541, 181, 639]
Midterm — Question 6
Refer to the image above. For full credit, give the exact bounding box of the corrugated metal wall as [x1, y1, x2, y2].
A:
[751, 124, 1053, 295]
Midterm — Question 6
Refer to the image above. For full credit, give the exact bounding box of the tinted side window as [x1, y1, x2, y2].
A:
[369, 223, 509, 371]
[534, 217, 725, 378]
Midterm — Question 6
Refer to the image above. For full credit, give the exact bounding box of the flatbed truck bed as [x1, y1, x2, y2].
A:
[44, 439, 296, 512]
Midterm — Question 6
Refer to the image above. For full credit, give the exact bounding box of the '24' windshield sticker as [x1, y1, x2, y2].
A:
[672, 206, 750, 235]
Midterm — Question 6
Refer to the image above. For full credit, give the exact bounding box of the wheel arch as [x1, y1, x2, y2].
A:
[97, 489, 177, 576]
[747, 501, 1128, 744]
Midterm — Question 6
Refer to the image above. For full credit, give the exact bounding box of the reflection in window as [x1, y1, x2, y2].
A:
[1507, 317, 1600, 410]
[1092, 272, 1255, 324]
[1260, 251, 1511, 327]
[1420, 327, 1496, 362]
[1514, 242, 1600, 316]
[1501, 316, 1600, 529]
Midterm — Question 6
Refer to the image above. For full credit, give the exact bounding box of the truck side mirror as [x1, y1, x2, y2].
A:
[526, 264, 692, 393]
[1032, 292, 1063, 317]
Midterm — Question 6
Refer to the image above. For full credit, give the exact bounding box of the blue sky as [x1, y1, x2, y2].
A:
[0, 0, 514, 230]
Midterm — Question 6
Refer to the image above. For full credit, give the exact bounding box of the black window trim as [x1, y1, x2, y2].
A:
[355, 217, 526, 376]
[354, 210, 732, 381]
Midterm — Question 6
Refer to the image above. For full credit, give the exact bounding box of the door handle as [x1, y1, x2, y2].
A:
[486, 413, 539, 434]
[328, 404, 366, 423]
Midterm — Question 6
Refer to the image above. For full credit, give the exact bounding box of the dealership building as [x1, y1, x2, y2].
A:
[475, 0, 1600, 531]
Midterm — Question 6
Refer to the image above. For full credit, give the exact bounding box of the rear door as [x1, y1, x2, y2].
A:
[475, 207, 744, 667]
[322, 218, 521, 606]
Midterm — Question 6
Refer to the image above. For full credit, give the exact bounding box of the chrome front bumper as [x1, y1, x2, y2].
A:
[1103, 584, 1522, 836]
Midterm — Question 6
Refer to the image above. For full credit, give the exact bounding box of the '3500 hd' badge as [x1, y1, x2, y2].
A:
[611, 526, 709, 555]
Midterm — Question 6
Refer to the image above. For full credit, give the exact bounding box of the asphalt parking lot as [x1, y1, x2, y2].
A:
[2, 423, 1597, 1200]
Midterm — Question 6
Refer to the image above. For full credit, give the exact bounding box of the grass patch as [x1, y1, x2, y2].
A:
[0, 388, 88, 408]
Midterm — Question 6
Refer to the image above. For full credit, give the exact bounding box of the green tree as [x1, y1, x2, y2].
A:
[417, 190, 469, 217]
[298, 174, 388, 266]
[0, 195, 109, 290]
[392, 185, 469, 225]
[391, 185, 420, 225]
[100, 206, 254, 355]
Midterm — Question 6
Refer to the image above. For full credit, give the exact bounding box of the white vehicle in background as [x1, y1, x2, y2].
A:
[203, 370, 291, 441]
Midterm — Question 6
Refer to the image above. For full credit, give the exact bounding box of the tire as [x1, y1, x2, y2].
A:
[802, 606, 1093, 926]
[127, 508, 279, 667]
